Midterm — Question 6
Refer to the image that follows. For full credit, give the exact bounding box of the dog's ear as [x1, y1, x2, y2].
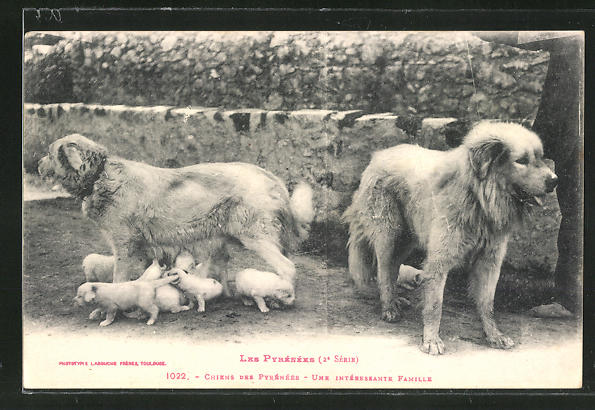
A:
[59, 144, 85, 170]
[444, 119, 474, 148]
[468, 139, 509, 179]
[58, 141, 106, 176]
[83, 285, 97, 303]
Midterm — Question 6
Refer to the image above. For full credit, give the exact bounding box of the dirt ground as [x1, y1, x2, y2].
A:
[23, 195, 581, 356]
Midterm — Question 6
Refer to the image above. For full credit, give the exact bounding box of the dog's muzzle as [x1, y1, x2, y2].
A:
[512, 184, 547, 207]
[545, 174, 558, 193]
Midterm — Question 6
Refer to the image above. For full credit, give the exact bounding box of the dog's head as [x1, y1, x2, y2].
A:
[465, 121, 558, 207]
[73, 282, 98, 306]
[174, 251, 196, 271]
[203, 278, 224, 299]
[38, 134, 108, 198]
[271, 280, 296, 306]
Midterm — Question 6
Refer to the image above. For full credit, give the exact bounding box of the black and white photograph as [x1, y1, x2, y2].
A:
[22, 29, 583, 389]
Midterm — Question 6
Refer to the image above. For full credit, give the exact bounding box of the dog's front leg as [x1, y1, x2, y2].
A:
[112, 254, 147, 282]
[88, 308, 104, 320]
[373, 231, 401, 322]
[196, 295, 206, 312]
[252, 296, 270, 313]
[145, 304, 160, 325]
[99, 308, 117, 326]
[420, 227, 462, 355]
[419, 256, 451, 355]
[202, 245, 232, 296]
[109, 231, 148, 282]
[468, 239, 514, 349]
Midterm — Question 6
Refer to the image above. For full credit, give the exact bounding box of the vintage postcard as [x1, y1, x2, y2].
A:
[22, 29, 583, 389]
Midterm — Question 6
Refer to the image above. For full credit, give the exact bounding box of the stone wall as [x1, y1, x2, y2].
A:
[24, 31, 548, 120]
[24, 103, 561, 272]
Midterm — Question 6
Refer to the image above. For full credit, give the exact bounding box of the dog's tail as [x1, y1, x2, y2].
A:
[290, 181, 314, 226]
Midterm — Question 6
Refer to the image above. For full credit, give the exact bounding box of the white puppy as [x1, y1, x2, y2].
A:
[87, 258, 194, 320]
[235, 268, 295, 313]
[137, 259, 194, 313]
[174, 251, 208, 278]
[164, 268, 223, 312]
[395, 264, 425, 290]
[174, 250, 196, 271]
[82, 254, 115, 282]
[74, 275, 179, 326]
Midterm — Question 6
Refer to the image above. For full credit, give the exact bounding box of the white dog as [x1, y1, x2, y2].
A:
[164, 268, 223, 312]
[86, 258, 194, 321]
[74, 275, 179, 326]
[82, 254, 115, 282]
[174, 251, 208, 278]
[395, 264, 426, 290]
[137, 259, 194, 313]
[235, 268, 295, 313]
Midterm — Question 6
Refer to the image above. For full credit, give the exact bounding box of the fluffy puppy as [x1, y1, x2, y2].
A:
[74, 275, 179, 326]
[137, 259, 194, 313]
[86, 258, 194, 320]
[38, 135, 314, 297]
[174, 250, 196, 271]
[395, 265, 425, 291]
[235, 268, 295, 313]
[164, 268, 223, 312]
[82, 254, 115, 282]
[343, 121, 558, 354]
[174, 251, 208, 278]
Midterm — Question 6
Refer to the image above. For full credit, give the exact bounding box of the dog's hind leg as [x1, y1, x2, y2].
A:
[145, 305, 160, 325]
[348, 238, 374, 289]
[468, 239, 514, 349]
[240, 238, 296, 283]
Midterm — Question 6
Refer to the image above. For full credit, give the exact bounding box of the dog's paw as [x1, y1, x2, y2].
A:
[99, 319, 113, 327]
[88, 309, 103, 320]
[486, 333, 515, 349]
[146, 318, 156, 325]
[258, 305, 270, 313]
[381, 305, 402, 322]
[420, 337, 445, 355]
[241, 297, 255, 306]
[197, 306, 205, 312]
[179, 306, 191, 311]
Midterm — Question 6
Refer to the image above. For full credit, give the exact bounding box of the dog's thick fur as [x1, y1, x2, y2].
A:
[73, 275, 179, 326]
[85, 257, 194, 321]
[343, 121, 558, 354]
[137, 259, 194, 313]
[164, 268, 223, 312]
[82, 253, 115, 282]
[39, 134, 314, 292]
[235, 268, 296, 313]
